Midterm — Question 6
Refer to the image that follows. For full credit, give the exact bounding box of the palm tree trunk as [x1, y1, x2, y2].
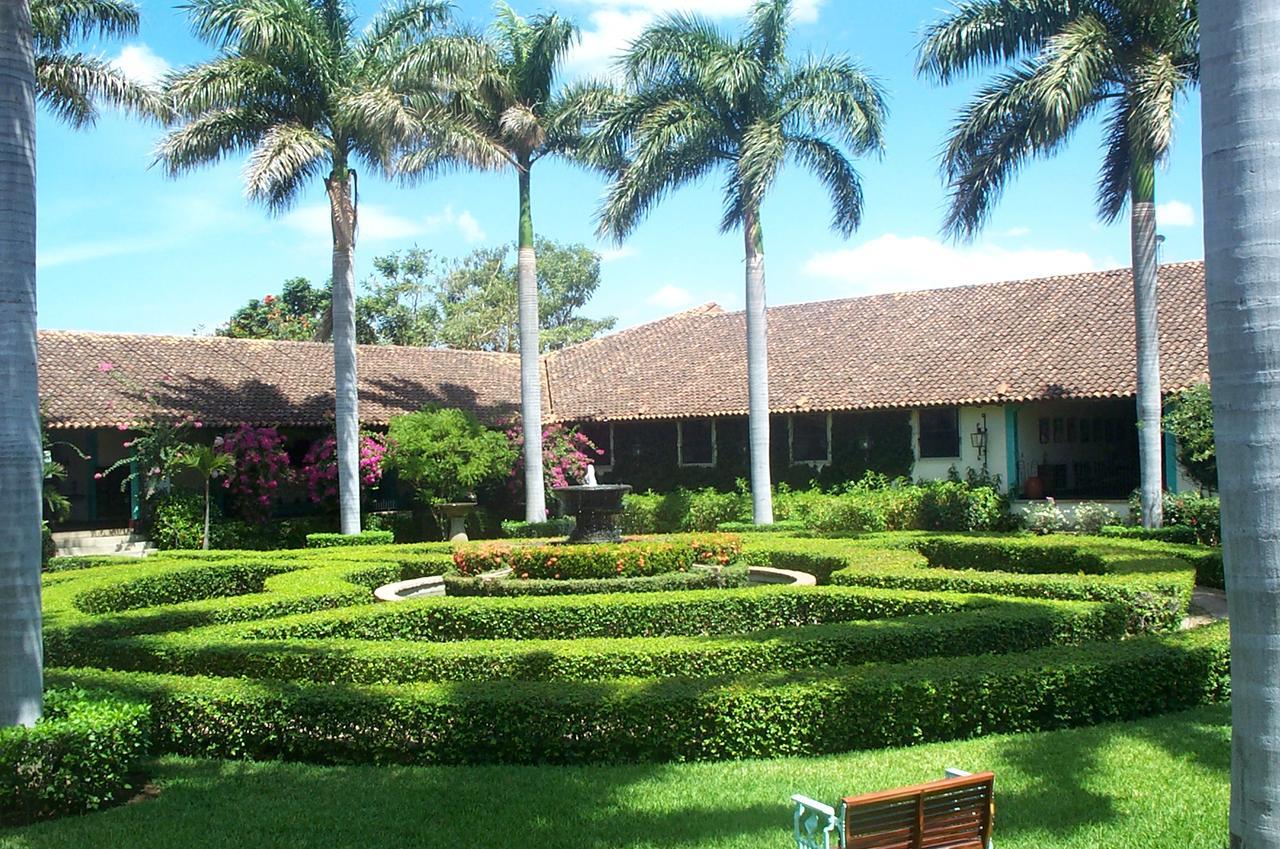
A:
[517, 158, 547, 523]
[327, 169, 361, 535]
[0, 0, 43, 728]
[1130, 164, 1164, 529]
[202, 479, 211, 550]
[744, 206, 774, 524]
[1201, 5, 1280, 847]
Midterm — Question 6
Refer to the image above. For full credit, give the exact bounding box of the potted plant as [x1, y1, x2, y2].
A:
[385, 408, 516, 541]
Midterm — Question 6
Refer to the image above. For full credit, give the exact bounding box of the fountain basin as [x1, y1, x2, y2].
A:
[551, 484, 633, 544]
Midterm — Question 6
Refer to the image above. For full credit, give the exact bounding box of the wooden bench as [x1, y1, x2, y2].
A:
[792, 769, 995, 849]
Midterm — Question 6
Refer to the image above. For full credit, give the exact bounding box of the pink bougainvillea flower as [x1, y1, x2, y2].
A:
[93, 472, 103, 480]
[116, 423, 128, 431]
[98, 361, 115, 373]
[193, 421, 204, 429]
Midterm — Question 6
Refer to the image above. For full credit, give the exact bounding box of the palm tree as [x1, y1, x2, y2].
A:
[158, 0, 474, 535]
[174, 444, 235, 550]
[918, 0, 1199, 529]
[1200, 3, 1280, 845]
[594, 0, 886, 524]
[33, 0, 167, 126]
[0, 0, 43, 729]
[396, 3, 606, 523]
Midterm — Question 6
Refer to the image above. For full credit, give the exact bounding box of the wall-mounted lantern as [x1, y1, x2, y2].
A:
[970, 413, 988, 462]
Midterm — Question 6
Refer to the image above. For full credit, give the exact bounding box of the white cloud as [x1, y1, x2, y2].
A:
[110, 44, 170, 85]
[600, 245, 637, 263]
[1003, 226, 1031, 238]
[1157, 200, 1196, 228]
[282, 203, 485, 244]
[803, 234, 1099, 294]
[647, 284, 695, 308]
[562, 0, 824, 78]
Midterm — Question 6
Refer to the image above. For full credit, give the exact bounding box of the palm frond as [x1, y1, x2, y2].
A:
[31, 0, 138, 51]
[540, 79, 625, 162]
[358, 0, 452, 66]
[498, 103, 544, 153]
[746, 0, 790, 72]
[1125, 49, 1185, 161]
[36, 52, 168, 127]
[154, 105, 275, 174]
[733, 119, 786, 228]
[516, 10, 578, 106]
[779, 54, 887, 155]
[243, 122, 331, 212]
[393, 109, 514, 181]
[789, 133, 865, 237]
[1095, 99, 1132, 223]
[622, 12, 732, 87]
[185, 0, 328, 61]
[377, 31, 493, 94]
[917, 0, 1076, 82]
[165, 55, 296, 116]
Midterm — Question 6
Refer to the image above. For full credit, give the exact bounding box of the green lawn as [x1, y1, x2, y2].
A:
[1, 703, 1229, 849]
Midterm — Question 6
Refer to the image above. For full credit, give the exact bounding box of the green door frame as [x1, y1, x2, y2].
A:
[1004, 406, 1019, 498]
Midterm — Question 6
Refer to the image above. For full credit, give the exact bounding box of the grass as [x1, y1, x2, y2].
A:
[0, 703, 1229, 849]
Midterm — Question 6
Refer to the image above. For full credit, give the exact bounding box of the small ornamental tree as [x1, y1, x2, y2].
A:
[217, 425, 291, 522]
[505, 421, 601, 505]
[386, 409, 515, 504]
[1163, 383, 1216, 491]
[300, 433, 387, 507]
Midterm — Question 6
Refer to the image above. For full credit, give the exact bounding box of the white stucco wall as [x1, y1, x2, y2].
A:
[910, 405, 1010, 486]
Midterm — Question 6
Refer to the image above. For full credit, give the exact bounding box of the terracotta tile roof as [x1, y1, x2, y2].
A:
[38, 261, 1210, 429]
[38, 332, 523, 430]
[542, 260, 1210, 421]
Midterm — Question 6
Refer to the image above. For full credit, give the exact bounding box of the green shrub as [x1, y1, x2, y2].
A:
[686, 487, 748, 531]
[804, 493, 887, 533]
[386, 408, 516, 504]
[917, 481, 1005, 531]
[443, 567, 748, 597]
[41, 522, 56, 567]
[452, 534, 743, 580]
[306, 531, 395, 548]
[0, 688, 150, 825]
[150, 492, 207, 550]
[46, 625, 1228, 766]
[619, 491, 690, 534]
[1164, 493, 1221, 546]
[1098, 524, 1199, 545]
[1024, 499, 1068, 534]
[717, 519, 806, 533]
[500, 517, 575, 538]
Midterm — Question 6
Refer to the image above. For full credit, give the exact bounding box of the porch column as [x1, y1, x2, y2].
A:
[1004, 405, 1019, 497]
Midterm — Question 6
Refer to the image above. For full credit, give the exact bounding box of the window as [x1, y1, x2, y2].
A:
[577, 422, 613, 467]
[678, 420, 716, 466]
[918, 407, 960, 458]
[790, 414, 831, 465]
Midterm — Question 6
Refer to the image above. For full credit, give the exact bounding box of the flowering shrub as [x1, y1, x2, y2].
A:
[504, 421, 601, 500]
[1024, 498, 1068, 535]
[299, 433, 387, 506]
[453, 534, 743, 580]
[218, 425, 291, 522]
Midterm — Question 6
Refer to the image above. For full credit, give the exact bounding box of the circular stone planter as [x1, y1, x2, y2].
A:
[435, 502, 476, 543]
[374, 575, 446, 601]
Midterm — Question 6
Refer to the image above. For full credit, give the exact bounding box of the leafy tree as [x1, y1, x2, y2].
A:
[918, 0, 1199, 528]
[595, 0, 887, 524]
[385, 408, 516, 504]
[158, 0, 478, 535]
[33, 0, 167, 127]
[1163, 383, 1216, 491]
[361, 249, 444, 347]
[395, 3, 612, 522]
[433, 239, 615, 352]
[219, 277, 331, 341]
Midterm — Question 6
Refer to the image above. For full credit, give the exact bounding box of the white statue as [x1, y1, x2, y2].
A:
[584, 464, 598, 487]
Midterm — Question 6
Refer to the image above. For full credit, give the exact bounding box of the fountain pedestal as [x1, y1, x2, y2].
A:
[435, 502, 475, 542]
[551, 484, 632, 543]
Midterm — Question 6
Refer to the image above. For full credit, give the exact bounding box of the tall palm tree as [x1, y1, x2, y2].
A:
[595, 0, 886, 524]
[33, 0, 167, 126]
[0, 0, 43, 729]
[397, 3, 604, 523]
[1200, 2, 1280, 845]
[918, 0, 1199, 529]
[158, 0, 474, 535]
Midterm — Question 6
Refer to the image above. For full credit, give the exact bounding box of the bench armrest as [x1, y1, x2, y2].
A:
[792, 795, 839, 849]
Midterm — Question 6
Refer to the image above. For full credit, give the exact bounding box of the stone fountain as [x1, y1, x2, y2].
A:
[551, 465, 632, 544]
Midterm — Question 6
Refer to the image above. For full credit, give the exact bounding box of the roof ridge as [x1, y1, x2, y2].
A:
[36, 329, 521, 359]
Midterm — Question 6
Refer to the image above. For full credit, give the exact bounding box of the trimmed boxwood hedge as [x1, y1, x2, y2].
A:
[0, 688, 151, 825]
[306, 531, 396, 548]
[1098, 524, 1199, 545]
[86, 598, 1124, 684]
[45, 624, 1228, 766]
[443, 566, 750, 597]
[452, 534, 743, 580]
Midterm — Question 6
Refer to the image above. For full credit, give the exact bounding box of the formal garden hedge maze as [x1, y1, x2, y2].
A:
[40, 532, 1229, 767]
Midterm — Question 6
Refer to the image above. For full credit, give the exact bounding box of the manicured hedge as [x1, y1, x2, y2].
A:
[89, 598, 1123, 684]
[1098, 524, 1199, 545]
[717, 520, 806, 534]
[239, 585, 997, 643]
[0, 688, 151, 825]
[306, 531, 396, 548]
[452, 534, 742, 580]
[45, 625, 1228, 766]
[500, 518, 575, 538]
[443, 566, 750, 597]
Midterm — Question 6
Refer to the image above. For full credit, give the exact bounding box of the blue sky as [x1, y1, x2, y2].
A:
[37, 0, 1206, 336]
